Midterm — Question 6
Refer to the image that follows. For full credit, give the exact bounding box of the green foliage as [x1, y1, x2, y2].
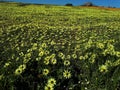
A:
[0, 2, 120, 90]
[65, 3, 73, 6]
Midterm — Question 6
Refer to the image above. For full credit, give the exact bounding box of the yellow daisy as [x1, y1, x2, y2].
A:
[43, 69, 49, 76]
[63, 70, 71, 79]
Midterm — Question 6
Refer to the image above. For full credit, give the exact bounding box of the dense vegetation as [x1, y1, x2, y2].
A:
[0, 2, 120, 90]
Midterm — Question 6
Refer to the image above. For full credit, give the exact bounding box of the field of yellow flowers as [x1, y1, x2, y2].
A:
[0, 2, 120, 90]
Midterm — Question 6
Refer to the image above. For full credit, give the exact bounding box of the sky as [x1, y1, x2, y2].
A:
[4, 0, 120, 8]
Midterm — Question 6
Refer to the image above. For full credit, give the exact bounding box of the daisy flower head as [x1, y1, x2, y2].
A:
[47, 78, 56, 86]
[19, 64, 26, 70]
[50, 54, 56, 58]
[58, 52, 64, 58]
[44, 85, 53, 90]
[44, 59, 49, 65]
[43, 69, 49, 76]
[63, 70, 71, 79]
[51, 40, 56, 45]
[39, 51, 44, 57]
[45, 56, 50, 61]
[15, 68, 23, 75]
[64, 60, 70, 66]
[41, 43, 47, 48]
[45, 50, 50, 55]
[99, 65, 108, 72]
[66, 55, 71, 59]
[4, 62, 11, 68]
[72, 54, 77, 59]
[96, 43, 104, 49]
[51, 58, 57, 65]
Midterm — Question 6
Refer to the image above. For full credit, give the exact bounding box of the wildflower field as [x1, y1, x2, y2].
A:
[0, 2, 120, 90]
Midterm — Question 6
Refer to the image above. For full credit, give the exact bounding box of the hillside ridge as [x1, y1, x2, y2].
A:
[0, 1, 120, 11]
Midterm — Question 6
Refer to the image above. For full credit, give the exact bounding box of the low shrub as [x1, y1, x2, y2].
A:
[0, 26, 120, 90]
